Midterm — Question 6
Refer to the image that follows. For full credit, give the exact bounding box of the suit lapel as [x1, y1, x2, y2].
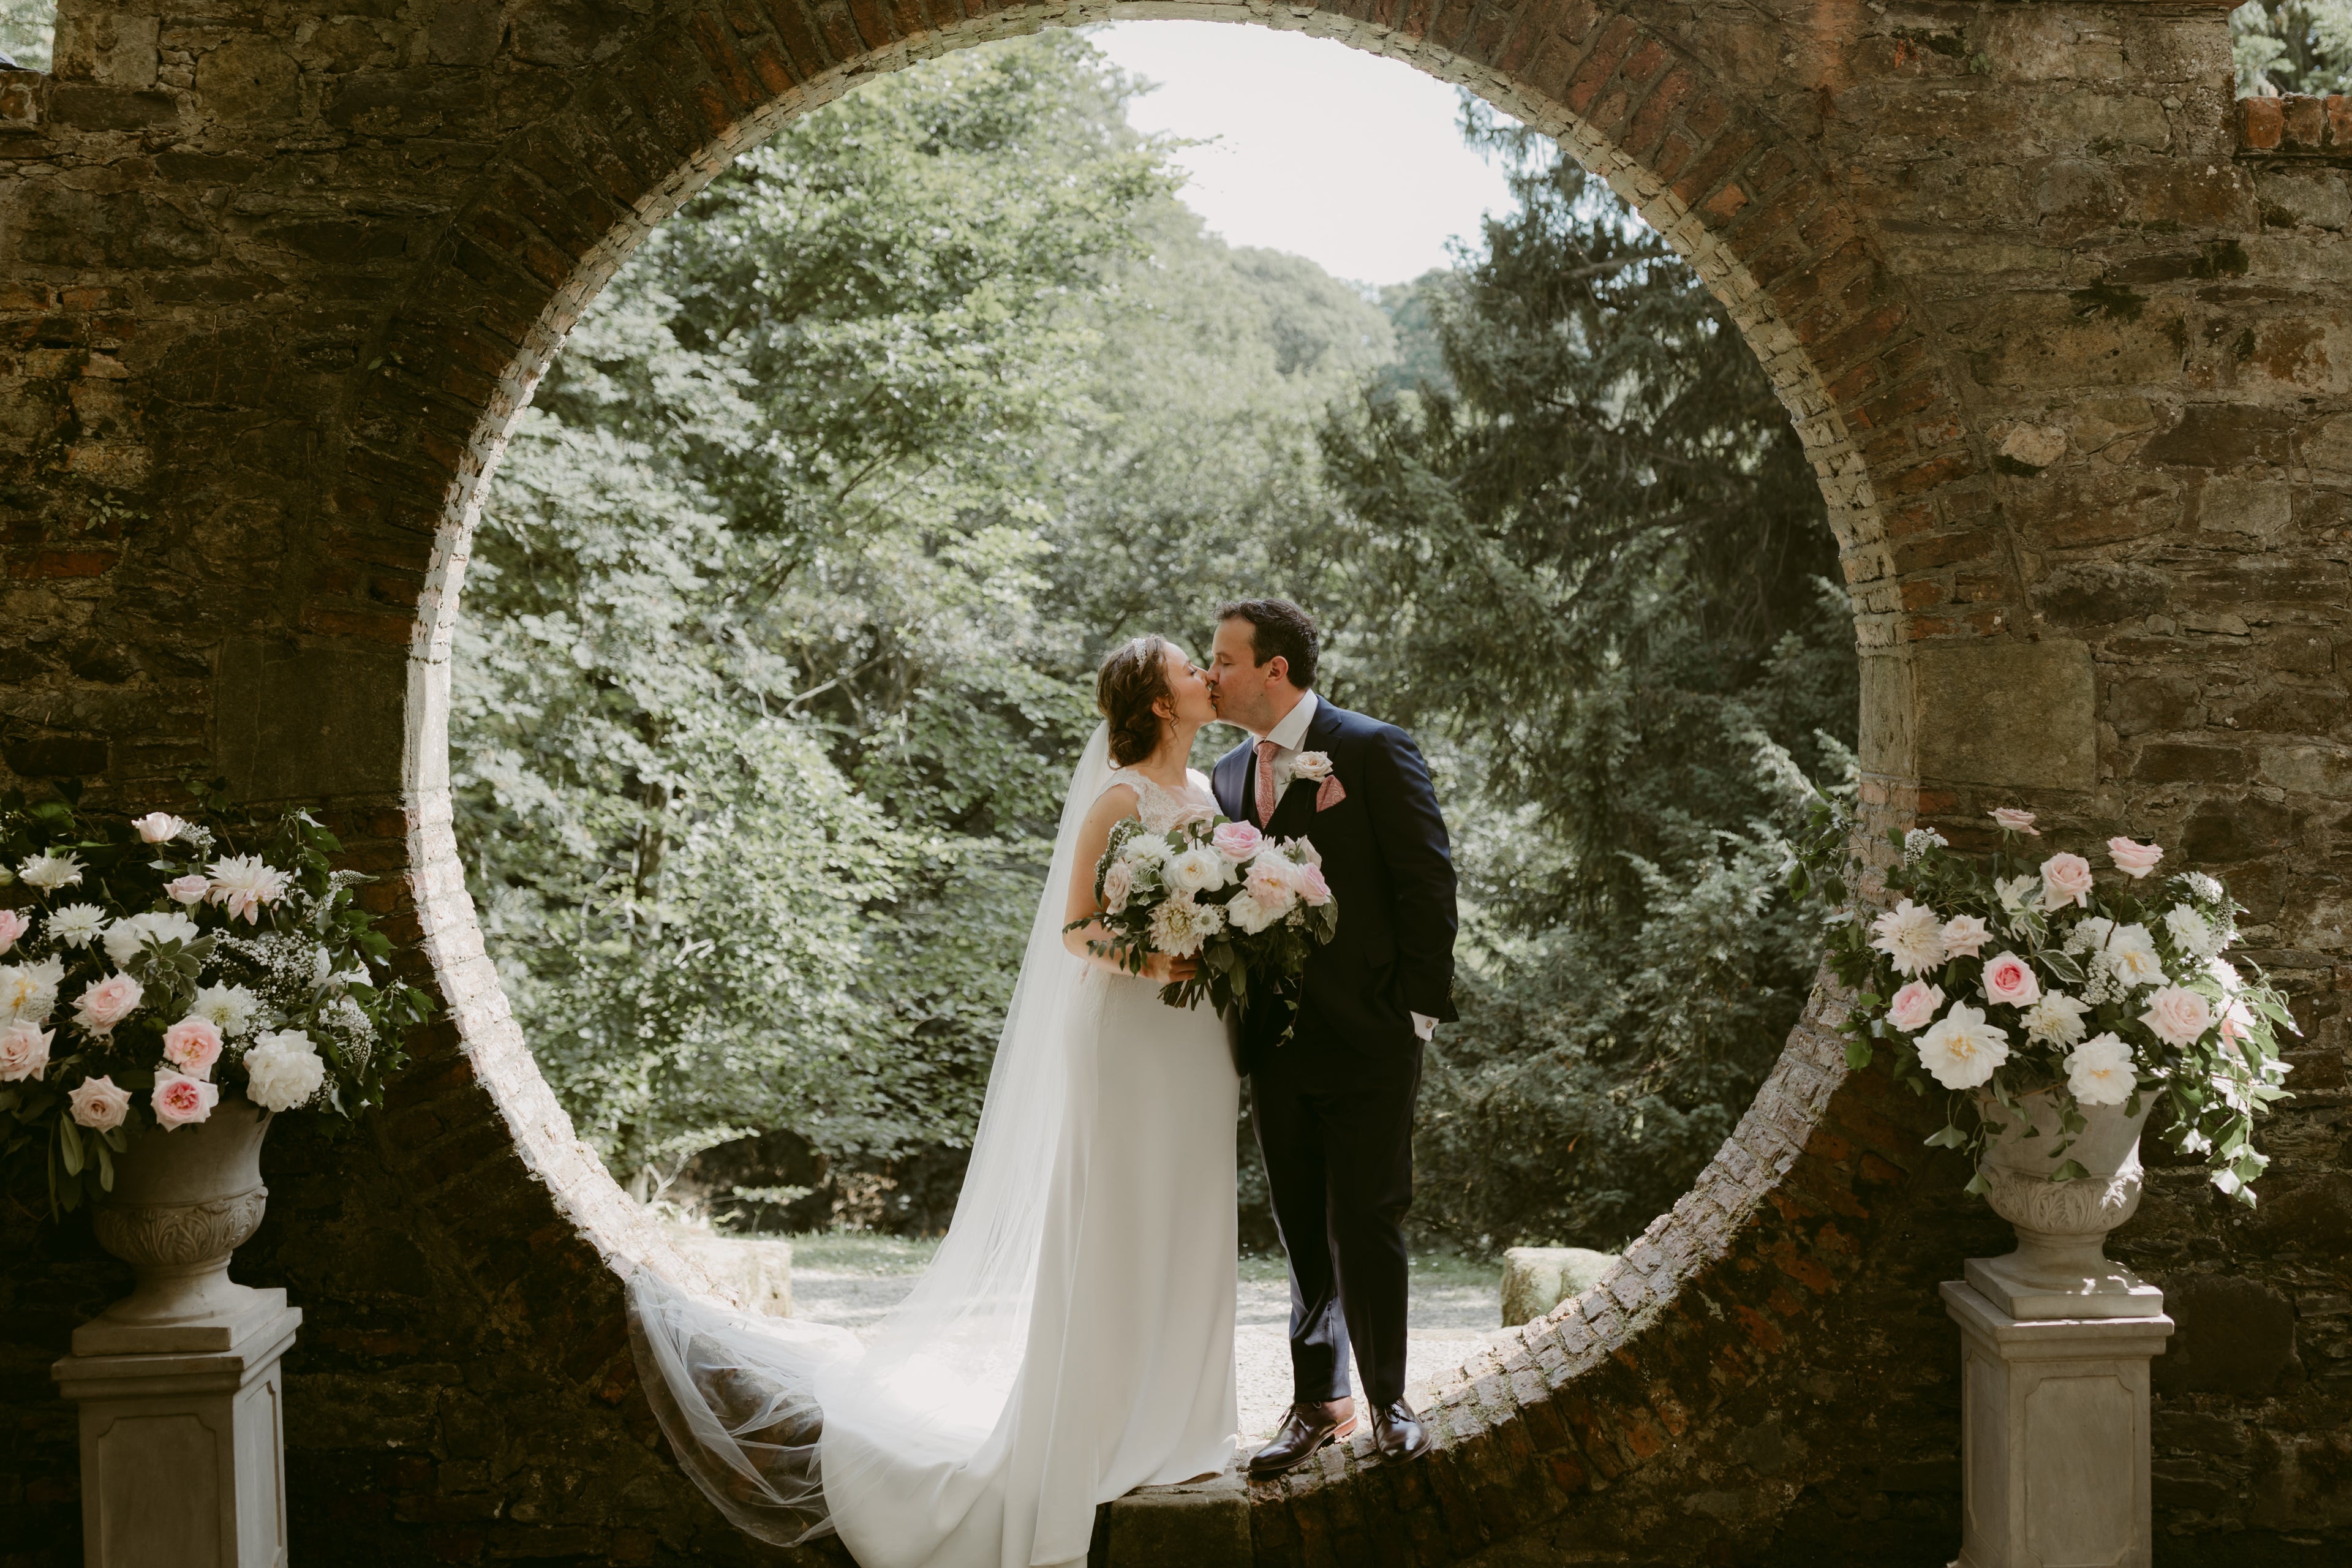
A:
[1265, 703, 1344, 839]
[1213, 740, 1251, 824]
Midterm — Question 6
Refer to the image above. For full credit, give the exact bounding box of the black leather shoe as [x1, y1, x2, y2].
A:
[1247, 1398, 1357, 1479]
[1371, 1399, 1433, 1463]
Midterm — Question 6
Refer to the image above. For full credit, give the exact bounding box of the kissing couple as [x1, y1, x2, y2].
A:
[630, 598, 1460, 1568]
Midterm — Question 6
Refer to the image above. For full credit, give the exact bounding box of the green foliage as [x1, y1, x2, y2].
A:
[2233, 1, 2352, 96]
[1319, 102, 1856, 1251]
[0, 0, 51, 72]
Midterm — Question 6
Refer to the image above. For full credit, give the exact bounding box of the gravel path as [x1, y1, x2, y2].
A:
[789, 1238, 1506, 1442]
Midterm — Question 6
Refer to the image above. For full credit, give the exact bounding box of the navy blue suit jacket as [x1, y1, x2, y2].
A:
[1213, 699, 1458, 1074]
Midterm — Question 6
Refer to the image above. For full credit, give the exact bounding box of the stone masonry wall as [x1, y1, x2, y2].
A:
[1, 1, 2348, 1564]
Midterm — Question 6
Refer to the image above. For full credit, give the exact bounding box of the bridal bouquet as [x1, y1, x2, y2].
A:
[0, 784, 432, 1212]
[1792, 803, 2293, 1203]
[1073, 814, 1338, 1029]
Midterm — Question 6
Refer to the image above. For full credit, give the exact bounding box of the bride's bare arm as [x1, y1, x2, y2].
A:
[1061, 788, 1197, 982]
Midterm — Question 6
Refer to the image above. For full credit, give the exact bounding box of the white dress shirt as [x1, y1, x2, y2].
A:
[1250, 692, 1436, 1042]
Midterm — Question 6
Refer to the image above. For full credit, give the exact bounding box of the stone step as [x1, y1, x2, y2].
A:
[1091, 1469, 1251, 1568]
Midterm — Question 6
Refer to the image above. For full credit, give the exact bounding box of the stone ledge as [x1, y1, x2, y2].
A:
[0, 69, 44, 133]
[2237, 94, 2352, 160]
[1092, 1468, 1250, 1568]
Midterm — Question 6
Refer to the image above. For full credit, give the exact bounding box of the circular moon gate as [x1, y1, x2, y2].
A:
[1, 2, 2345, 1563]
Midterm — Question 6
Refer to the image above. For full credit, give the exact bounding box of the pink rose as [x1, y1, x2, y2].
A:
[1981, 952, 2042, 1008]
[2219, 997, 2255, 1045]
[151, 1070, 219, 1131]
[2139, 985, 2214, 1047]
[165, 874, 211, 906]
[1244, 858, 1300, 913]
[0, 1020, 51, 1082]
[130, 812, 190, 844]
[1292, 862, 1332, 907]
[1939, 915, 1991, 959]
[1990, 808, 2039, 836]
[68, 1074, 132, 1131]
[1212, 821, 1264, 862]
[1887, 980, 1944, 1033]
[0, 908, 27, 955]
[72, 973, 145, 1036]
[1100, 860, 1135, 916]
[162, 1015, 224, 1078]
[2040, 853, 2094, 911]
[2108, 837, 2163, 879]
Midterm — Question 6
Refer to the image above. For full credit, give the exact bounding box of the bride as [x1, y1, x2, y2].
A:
[628, 634, 1241, 1568]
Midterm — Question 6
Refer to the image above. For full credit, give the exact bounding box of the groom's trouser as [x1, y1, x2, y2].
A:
[1250, 1038, 1423, 1409]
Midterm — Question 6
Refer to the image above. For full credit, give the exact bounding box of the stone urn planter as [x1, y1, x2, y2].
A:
[1965, 1089, 2165, 1321]
[77, 1095, 284, 1355]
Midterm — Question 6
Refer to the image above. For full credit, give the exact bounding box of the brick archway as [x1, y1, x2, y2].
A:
[4, 1, 2343, 1563]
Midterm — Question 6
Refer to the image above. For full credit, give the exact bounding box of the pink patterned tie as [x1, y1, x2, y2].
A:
[1254, 741, 1280, 825]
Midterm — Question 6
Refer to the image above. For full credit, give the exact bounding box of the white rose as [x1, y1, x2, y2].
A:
[130, 812, 192, 844]
[1291, 751, 1333, 783]
[67, 1074, 132, 1131]
[102, 910, 202, 969]
[243, 1029, 327, 1113]
[2066, 1033, 2137, 1107]
[1916, 1003, 2010, 1090]
[1224, 889, 1281, 935]
[1164, 846, 1232, 897]
[0, 1020, 51, 1082]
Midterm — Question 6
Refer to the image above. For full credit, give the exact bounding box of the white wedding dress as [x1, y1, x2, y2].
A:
[628, 728, 1240, 1568]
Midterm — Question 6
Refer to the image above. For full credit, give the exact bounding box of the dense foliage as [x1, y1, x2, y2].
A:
[2233, 0, 2352, 96]
[456, 36, 1856, 1251]
[1319, 107, 1855, 1250]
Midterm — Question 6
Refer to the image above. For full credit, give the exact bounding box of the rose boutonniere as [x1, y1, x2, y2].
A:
[1291, 752, 1344, 810]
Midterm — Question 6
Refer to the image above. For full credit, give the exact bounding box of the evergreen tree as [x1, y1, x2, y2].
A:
[2233, 0, 2352, 96]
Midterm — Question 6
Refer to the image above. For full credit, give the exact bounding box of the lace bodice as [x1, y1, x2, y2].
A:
[1102, 766, 1218, 834]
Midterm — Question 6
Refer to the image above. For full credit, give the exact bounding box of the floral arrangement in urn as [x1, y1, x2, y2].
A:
[1792, 802, 2294, 1205]
[0, 783, 431, 1212]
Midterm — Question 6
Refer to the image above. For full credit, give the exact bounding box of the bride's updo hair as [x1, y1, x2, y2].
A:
[1096, 636, 1176, 767]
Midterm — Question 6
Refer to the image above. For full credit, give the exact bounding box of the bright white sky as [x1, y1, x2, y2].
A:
[1087, 21, 1520, 287]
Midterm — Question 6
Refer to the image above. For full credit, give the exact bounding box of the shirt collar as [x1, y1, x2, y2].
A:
[1262, 690, 1319, 752]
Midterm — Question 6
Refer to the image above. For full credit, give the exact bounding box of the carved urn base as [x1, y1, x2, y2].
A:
[77, 1095, 281, 1356]
[1967, 1091, 2164, 1322]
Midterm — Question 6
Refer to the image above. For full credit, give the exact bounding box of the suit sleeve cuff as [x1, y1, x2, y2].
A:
[1411, 1012, 1438, 1041]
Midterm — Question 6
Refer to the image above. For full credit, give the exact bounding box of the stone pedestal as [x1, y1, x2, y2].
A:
[52, 1299, 301, 1568]
[1943, 1281, 2173, 1568]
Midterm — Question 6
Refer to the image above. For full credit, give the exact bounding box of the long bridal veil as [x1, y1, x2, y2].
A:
[626, 723, 1115, 1545]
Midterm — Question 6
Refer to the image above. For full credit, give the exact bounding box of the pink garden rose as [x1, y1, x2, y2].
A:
[0, 1020, 51, 1082]
[67, 1074, 131, 1131]
[2040, 853, 2095, 911]
[2140, 985, 2215, 1047]
[2108, 837, 2164, 879]
[1989, 808, 2039, 835]
[1243, 858, 1300, 914]
[1099, 860, 1135, 916]
[165, 874, 212, 906]
[1887, 980, 1945, 1033]
[130, 812, 190, 844]
[151, 1070, 219, 1130]
[1211, 821, 1264, 862]
[1291, 862, 1332, 907]
[1981, 952, 2042, 1008]
[162, 1015, 224, 1078]
[0, 908, 28, 956]
[1939, 914, 1991, 959]
[72, 973, 144, 1036]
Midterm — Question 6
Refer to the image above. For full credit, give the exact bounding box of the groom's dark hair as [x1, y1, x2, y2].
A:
[1216, 598, 1319, 690]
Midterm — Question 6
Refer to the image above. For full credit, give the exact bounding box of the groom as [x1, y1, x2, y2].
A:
[1205, 598, 1458, 1475]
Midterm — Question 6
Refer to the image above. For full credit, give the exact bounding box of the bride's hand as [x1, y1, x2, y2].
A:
[1140, 952, 1199, 984]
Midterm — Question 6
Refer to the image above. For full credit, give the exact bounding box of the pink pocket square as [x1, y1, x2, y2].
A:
[1315, 775, 1346, 811]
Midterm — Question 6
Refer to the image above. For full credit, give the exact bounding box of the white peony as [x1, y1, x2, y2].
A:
[243, 1029, 328, 1112]
[18, 853, 83, 892]
[206, 854, 291, 924]
[2163, 905, 2225, 962]
[1224, 889, 1281, 935]
[2022, 991, 2092, 1048]
[189, 982, 262, 1038]
[1164, 846, 1233, 897]
[102, 910, 202, 969]
[46, 903, 108, 947]
[1916, 1002, 2011, 1090]
[2098, 923, 2167, 990]
[2066, 1033, 2138, 1107]
[1869, 900, 1947, 978]
[0, 959, 63, 1024]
